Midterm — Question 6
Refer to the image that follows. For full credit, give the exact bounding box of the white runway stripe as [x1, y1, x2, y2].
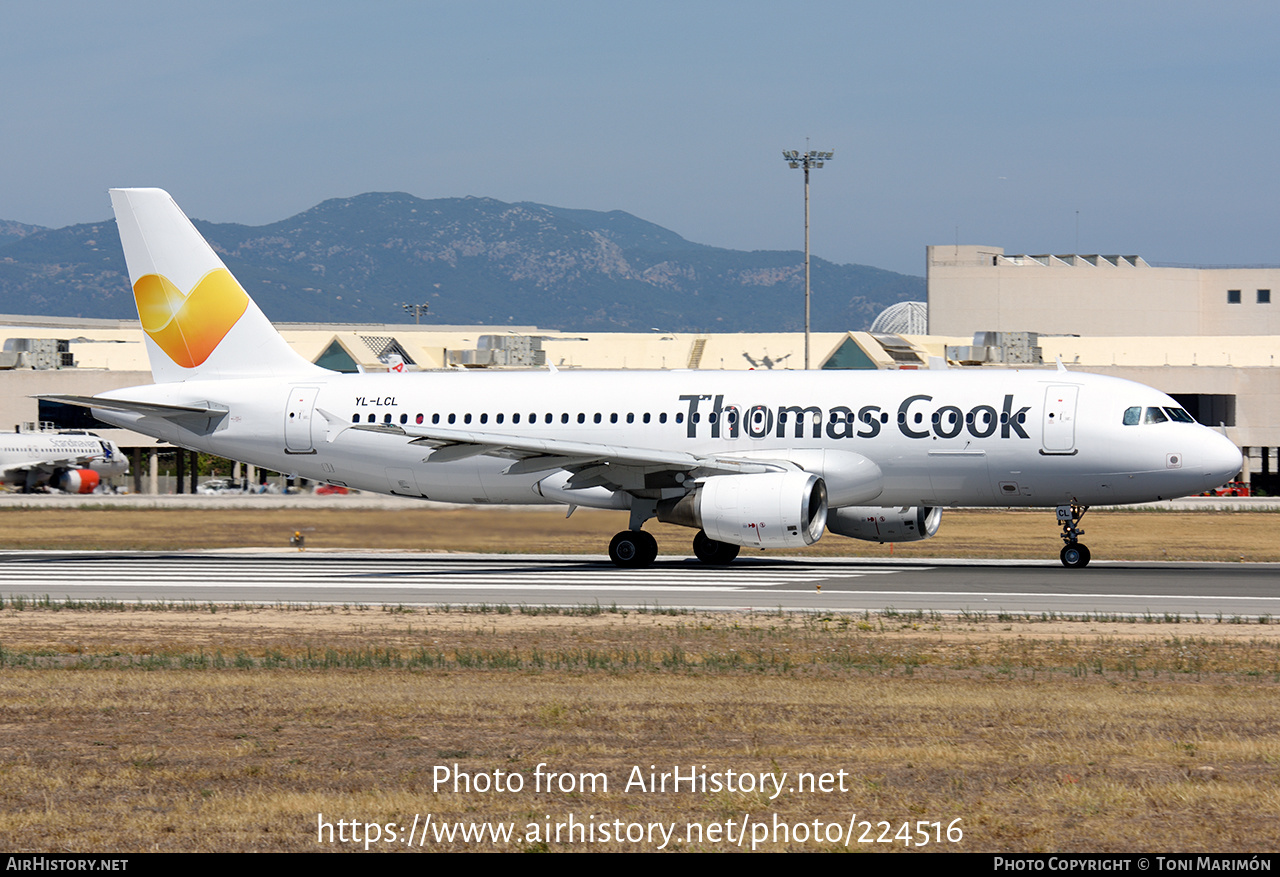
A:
[0, 554, 914, 592]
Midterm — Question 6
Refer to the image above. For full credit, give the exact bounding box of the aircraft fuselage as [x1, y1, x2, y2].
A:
[92, 367, 1240, 509]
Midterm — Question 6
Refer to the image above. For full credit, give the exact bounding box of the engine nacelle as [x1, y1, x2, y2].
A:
[58, 469, 101, 494]
[657, 472, 828, 548]
[827, 506, 942, 543]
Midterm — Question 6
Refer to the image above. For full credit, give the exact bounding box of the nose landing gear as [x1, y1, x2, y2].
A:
[1057, 502, 1091, 568]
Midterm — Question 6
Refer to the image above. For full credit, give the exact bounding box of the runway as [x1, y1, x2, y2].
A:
[0, 551, 1277, 616]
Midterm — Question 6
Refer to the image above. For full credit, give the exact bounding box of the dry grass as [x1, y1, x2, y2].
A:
[1, 606, 1279, 852]
[0, 505, 1276, 561]
[1, 508, 1276, 852]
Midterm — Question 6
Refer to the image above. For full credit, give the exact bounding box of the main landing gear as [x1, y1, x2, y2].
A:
[608, 530, 658, 568]
[692, 530, 740, 565]
[606, 529, 741, 568]
[1057, 502, 1091, 569]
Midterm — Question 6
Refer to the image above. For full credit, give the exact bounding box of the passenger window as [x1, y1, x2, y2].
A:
[593, 413, 602, 424]
[432, 414, 440, 424]
[1144, 407, 1168, 424]
[351, 414, 359, 423]
[1123, 407, 1141, 426]
[448, 414, 456, 424]
[644, 413, 651, 424]
[400, 414, 408, 425]
[416, 414, 424, 425]
[495, 413, 503, 424]
[626, 413, 634, 424]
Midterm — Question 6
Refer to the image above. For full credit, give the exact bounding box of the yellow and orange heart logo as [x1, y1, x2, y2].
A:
[133, 269, 249, 368]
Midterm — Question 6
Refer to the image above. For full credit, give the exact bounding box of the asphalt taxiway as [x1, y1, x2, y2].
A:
[0, 551, 1276, 616]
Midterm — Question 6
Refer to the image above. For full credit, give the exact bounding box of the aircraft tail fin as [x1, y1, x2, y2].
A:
[110, 188, 323, 383]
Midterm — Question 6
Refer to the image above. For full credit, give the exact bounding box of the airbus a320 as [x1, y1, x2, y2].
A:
[45, 189, 1242, 568]
[0, 430, 127, 493]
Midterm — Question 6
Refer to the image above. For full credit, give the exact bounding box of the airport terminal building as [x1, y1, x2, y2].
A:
[927, 245, 1280, 492]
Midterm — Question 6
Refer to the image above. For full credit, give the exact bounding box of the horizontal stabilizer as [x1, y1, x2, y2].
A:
[37, 394, 228, 418]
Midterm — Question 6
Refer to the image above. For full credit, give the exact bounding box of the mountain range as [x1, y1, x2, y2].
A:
[0, 194, 923, 332]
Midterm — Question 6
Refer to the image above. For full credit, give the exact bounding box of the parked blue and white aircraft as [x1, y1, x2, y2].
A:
[45, 189, 1242, 567]
[0, 430, 127, 493]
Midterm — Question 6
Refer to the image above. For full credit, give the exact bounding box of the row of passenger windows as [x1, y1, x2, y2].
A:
[1123, 406, 1195, 425]
[348, 408, 1028, 427]
[353, 411, 682, 426]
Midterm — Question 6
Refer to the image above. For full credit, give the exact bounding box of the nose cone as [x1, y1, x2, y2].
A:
[1199, 430, 1243, 487]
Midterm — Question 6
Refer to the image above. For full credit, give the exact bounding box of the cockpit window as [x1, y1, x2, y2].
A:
[1144, 407, 1169, 424]
[1123, 406, 1142, 426]
[1164, 407, 1195, 423]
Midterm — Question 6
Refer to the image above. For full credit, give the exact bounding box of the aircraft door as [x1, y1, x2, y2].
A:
[285, 387, 321, 453]
[1042, 385, 1079, 454]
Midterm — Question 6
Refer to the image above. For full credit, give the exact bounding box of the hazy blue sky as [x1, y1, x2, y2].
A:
[3, 1, 1277, 275]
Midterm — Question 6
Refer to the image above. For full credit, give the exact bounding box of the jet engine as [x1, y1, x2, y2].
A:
[827, 506, 942, 543]
[57, 469, 101, 494]
[657, 472, 828, 548]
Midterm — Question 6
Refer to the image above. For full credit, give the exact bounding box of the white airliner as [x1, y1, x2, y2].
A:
[0, 431, 127, 493]
[46, 189, 1242, 568]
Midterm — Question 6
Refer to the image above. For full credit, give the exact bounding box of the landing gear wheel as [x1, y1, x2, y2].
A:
[609, 530, 657, 568]
[1060, 543, 1091, 569]
[636, 530, 658, 566]
[693, 530, 740, 565]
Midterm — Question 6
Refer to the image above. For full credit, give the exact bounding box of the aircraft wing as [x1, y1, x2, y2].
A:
[341, 419, 791, 481]
[7, 453, 104, 472]
[1, 459, 55, 480]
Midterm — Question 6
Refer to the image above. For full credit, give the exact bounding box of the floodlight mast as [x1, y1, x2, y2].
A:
[401, 302, 430, 324]
[782, 148, 833, 369]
